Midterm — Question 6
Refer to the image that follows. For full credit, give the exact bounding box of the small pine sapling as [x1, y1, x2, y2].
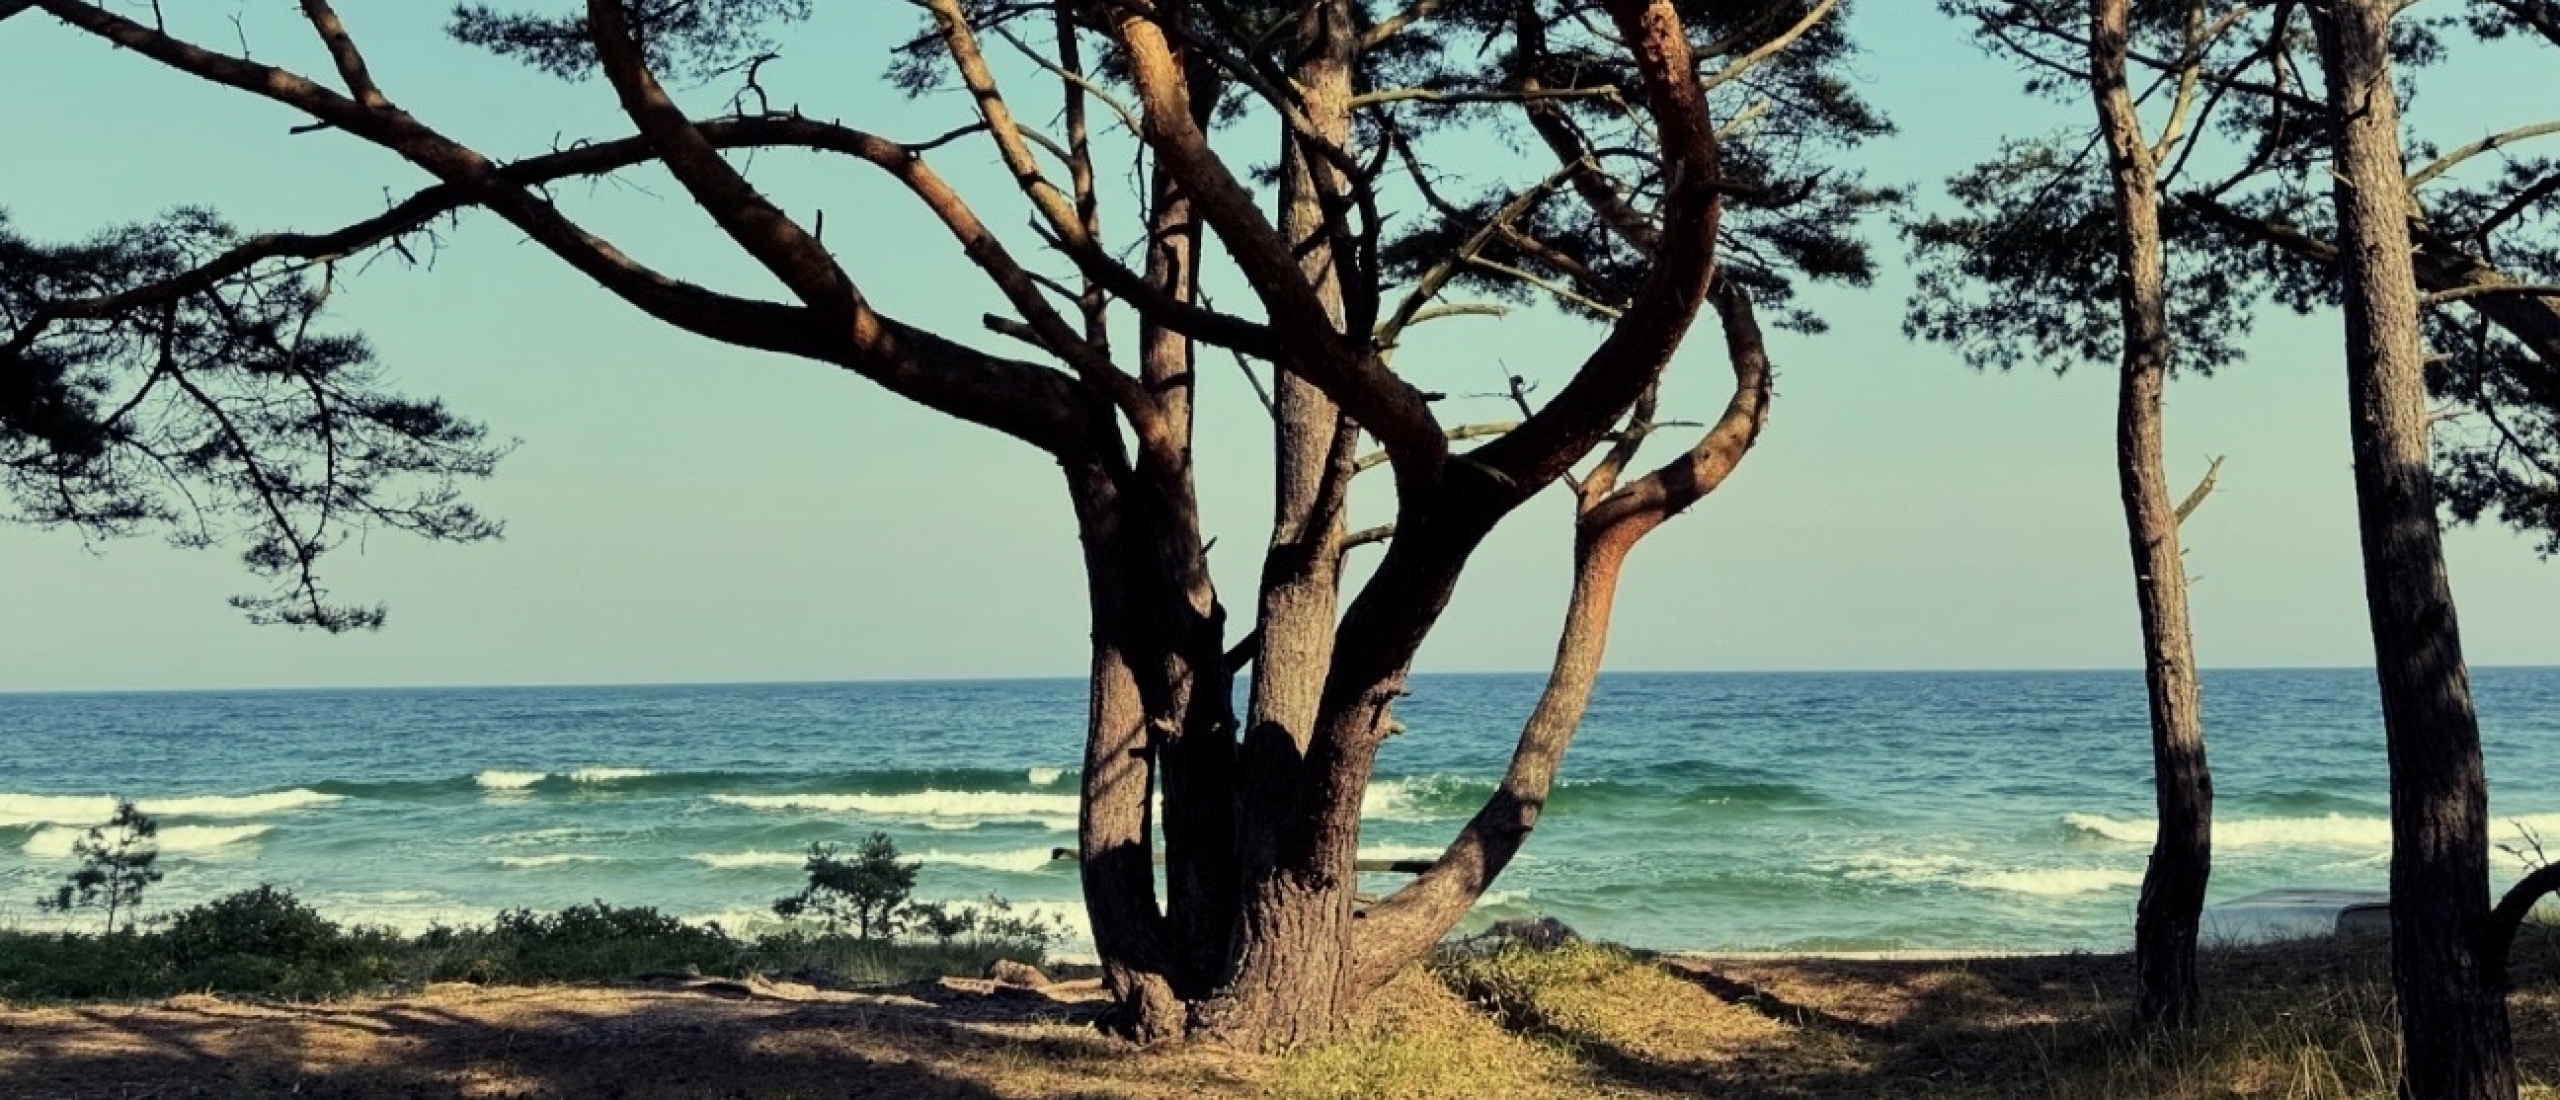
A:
[773, 832, 918, 941]
[38, 799, 164, 934]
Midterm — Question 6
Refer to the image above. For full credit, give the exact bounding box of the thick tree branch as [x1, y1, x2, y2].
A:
[1469, 0, 1724, 497]
[2183, 194, 2560, 372]
[296, 0, 391, 111]
[2487, 862, 2560, 983]
[1699, 0, 1839, 92]
[1107, 3, 1446, 474]
[31, 0, 1103, 455]
[1583, 277, 1774, 532]
[1350, 276, 1774, 986]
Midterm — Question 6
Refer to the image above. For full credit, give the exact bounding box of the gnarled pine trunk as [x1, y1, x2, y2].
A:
[2314, 3, 2516, 1097]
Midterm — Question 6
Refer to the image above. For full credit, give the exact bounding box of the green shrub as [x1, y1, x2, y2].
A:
[0, 928, 170, 1002]
[461, 902, 739, 984]
[167, 885, 341, 968]
[162, 885, 402, 999]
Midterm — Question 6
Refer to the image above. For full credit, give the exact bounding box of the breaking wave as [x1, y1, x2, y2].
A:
[23, 823, 272, 858]
[0, 789, 340, 826]
[475, 770, 547, 791]
[490, 853, 611, 869]
[1974, 867, 2145, 897]
[708, 790, 1080, 821]
[568, 767, 655, 784]
[687, 850, 807, 870]
[912, 847, 1060, 874]
[2067, 811, 2560, 850]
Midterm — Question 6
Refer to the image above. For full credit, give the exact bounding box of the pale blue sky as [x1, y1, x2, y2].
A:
[1, 2, 2553, 692]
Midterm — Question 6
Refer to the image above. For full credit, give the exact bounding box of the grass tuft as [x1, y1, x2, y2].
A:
[1264, 969, 1568, 1100]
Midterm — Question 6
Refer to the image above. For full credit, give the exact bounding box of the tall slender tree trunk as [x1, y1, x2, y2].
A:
[2088, 0, 2213, 1031]
[1208, 0, 1369, 1047]
[2313, 4, 2516, 1097]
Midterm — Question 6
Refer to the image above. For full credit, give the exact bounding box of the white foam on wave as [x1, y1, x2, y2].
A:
[2070, 811, 2560, 850]
[302, 890, 486, 934]
[1, 789, 340, 826]
[710, 790, 1080, 820]
[0, 793, 115, 827]
[1839, 852, 1968, 884]
[1975, 867, 2144, 897]
[23, 823, 272, 858]
[913, 847, 1059, 874]
[1362, 779, 1443, 822]
[476, 770, 547, 790]
[1358, 844, 1444, 862]
[688, 850, 807, 870]
[1027, 767, 1066, 787]
[568, 767, 654, 784]
[491, 853, 611, 869]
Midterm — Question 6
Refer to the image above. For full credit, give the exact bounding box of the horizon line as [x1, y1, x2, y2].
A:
[7, 663, 2559, 698]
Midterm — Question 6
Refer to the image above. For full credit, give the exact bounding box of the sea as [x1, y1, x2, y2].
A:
[4, 669, 2557, 957]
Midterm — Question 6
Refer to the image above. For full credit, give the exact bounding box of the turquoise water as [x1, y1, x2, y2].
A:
[4, 669, 2557, 955]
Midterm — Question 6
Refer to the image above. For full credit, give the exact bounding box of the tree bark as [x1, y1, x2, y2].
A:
[1211, 0, 1368, 1048]
[2089, 0, 2213, 1031]
[1074, 63, 1240, 1034]
[1066, 457, 1187, 1041]
[2313, 4, 2517, 1097]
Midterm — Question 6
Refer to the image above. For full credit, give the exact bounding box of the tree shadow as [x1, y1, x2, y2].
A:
[1473, 937, 2560, 1100]
[0, 981, 1221, 1100]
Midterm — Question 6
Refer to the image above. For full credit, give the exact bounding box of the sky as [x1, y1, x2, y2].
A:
[0, 2, 2554, 692]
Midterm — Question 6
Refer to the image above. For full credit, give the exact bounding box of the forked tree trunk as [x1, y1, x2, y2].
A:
[1074, 0, 1730, 1050]
[2088, 0, 2213, 1030]
[2313, 4, 2516, 1097]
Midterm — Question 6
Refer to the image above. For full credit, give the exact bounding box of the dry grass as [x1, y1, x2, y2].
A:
[1260, 969, 1567, 1100]
[2, 928, 2555, 1099]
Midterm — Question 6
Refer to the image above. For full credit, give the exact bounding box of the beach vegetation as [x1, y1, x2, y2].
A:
[34, 799, 162, 935]
[772, 833, 918, 940]
[0, 889, 1057, 1004]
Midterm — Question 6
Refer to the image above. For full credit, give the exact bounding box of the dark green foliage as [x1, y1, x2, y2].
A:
[0, 892, 1056, 1004]
[1903, 139, 2261, 377]
[1364, 0, 1903, 333]
[36, 800, 161, 934]
[449, 0, 811, 82]
[905, 892, 1068, 953]
[163, 885, 406, 999]
[1914, 1, 2560, 551]
[772, 833, 919, 940]
[0, 208, 505, 630]
[881, 3, 1897, 335]
[465, 901, 741, 983]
